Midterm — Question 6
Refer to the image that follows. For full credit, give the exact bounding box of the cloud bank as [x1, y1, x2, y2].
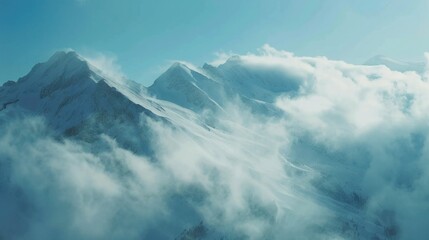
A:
[1, 46, 429, 239]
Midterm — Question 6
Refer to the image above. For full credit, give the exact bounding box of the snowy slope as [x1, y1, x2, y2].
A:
[215, 55, 302, 101]
[0, 51, 170, 156]
[0, 51, 144, 131]
[148, 55, 305, 115]
[148, 62, 224, 112]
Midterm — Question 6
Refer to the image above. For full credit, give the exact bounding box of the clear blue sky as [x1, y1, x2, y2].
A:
[1, 0, 429, 86]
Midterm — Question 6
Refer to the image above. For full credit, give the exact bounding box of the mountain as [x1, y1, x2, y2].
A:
[1, 50, 420, 239]
[148, 62, 224, 113]
[1, 51, 142, 130]
[364, 55, 425, 73]
[0, 51, 168, 155]
[214, 55, 302, 101]
[149, 55, 303, 115]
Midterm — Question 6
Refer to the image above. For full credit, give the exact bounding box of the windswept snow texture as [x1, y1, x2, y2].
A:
[1, 46, 429, 239]
[365, 54, 425, 73]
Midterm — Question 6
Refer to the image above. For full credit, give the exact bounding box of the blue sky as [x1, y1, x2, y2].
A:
[1, 0, 429, 86]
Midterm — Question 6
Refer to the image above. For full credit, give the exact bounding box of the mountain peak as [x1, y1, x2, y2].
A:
[202, 63, 216, 71]
[170, 61, 188, 68]
[16, 50, 92, 85]
[223, 55, 242, 65]
[49, 50, 80, 61]
[148, 61, 224, 112]
[365, 55, 404, 66]
[167, 61, 193, 74]
[0, 50, 153, 136]
[364, 55, 425, 72]
[45, 50, 89, 71]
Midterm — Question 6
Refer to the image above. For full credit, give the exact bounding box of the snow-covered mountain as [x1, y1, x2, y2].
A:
[1, 48, 429, 240]
[1, 51, 148, 130]
[149, 54, 305, 115]
[364, 54, 425, 73]
[0, 51, 170, 155]
[148, 62, 224, 113]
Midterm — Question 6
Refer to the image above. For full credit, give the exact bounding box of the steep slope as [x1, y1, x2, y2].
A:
[0, 51, 160, 153]
[148, 55, 304, 115]
[148, 62, 224, 112]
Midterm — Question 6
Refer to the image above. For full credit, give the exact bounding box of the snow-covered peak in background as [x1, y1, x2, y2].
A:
[215, 54, 304, 101]
[148, 53, 309, 115]
[364, 54, 425, 73]
[148, 62, 224, 112]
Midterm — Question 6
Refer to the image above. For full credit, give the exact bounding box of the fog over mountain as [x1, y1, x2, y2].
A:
[1, 45, 429, 239]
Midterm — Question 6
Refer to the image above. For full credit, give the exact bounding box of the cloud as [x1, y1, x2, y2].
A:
[2, 45, 429, 239]
[146, 101, 336, 239]
[81, 51, 127, 82]
[264, 46, 429, 239]
[0, 101, 334, 239]
[209, 51, 236, 66]
[201, 45, 429, 238]
[0, 115, 168, 239]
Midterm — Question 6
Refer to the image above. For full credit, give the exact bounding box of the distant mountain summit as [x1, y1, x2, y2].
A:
[148, 62, 224, 112]
[149, 55, 304, 115]
[364, 55, 425, 73]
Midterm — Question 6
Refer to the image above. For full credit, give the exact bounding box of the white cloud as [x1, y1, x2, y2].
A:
[81, 51, 127, 82]
[209, 51, 236, 66]
[2, 45, 429, 239]
[200, 45, 429, 238]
